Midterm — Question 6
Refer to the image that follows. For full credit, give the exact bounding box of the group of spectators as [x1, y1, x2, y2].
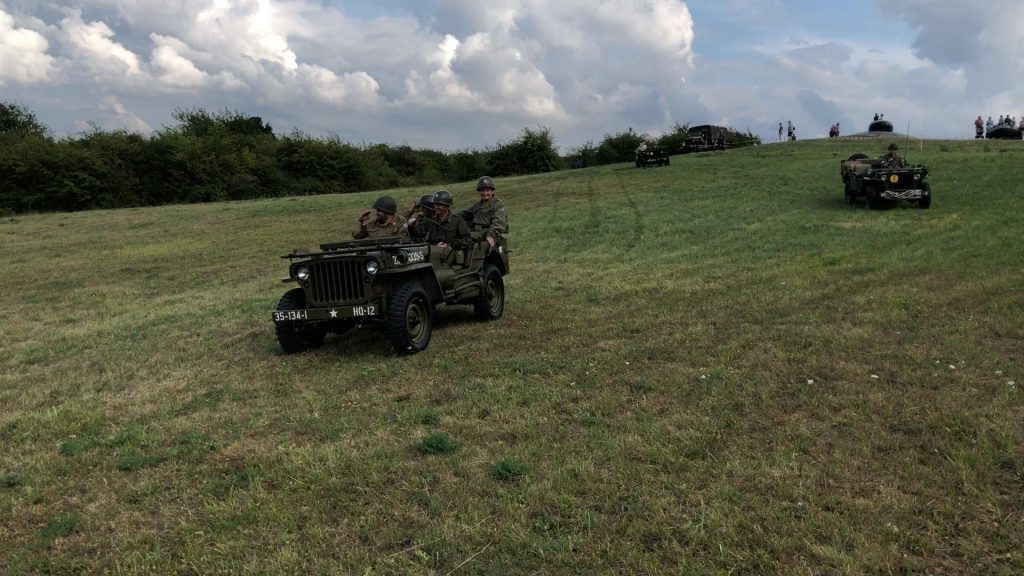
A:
[828, 123, 842, 138]
[351, 176, 509, 266]
[778, 121, 796, 141]
[975, 115, 1024, 138]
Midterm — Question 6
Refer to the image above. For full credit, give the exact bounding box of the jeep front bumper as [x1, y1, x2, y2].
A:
[273, 302, 383, 323]
[880, 189, 928, 201]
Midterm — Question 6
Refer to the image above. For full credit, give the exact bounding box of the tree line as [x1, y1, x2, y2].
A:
[0, 101, 758, 214]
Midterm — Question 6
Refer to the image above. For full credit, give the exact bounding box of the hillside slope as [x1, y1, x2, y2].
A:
[2, 139, 1022, 574]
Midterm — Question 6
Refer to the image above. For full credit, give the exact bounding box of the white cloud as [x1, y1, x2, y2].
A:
[149, 36, 208, 89]
[0, 8, 59, 85]
[60, 9, 142, 79]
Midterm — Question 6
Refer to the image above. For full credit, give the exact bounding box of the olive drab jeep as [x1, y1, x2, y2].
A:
[840, 153, 932, 209]
[635, 143, 670, 167]
[272, 236, 509, 354]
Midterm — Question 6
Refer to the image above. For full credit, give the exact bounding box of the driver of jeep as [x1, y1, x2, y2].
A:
[882, 143, 906, 168]
[407, 190, 471, 265]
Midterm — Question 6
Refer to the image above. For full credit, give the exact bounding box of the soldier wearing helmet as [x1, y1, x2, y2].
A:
[461, 176, 508, 249]
[408, 190, 471, 262]
[882, 143, 906, 168]
[352, 195, 406, 239]
[404, 194, 436, 220]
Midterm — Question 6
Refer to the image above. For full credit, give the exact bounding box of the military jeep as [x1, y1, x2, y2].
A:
[272, 236, 509, 354]
[635, 145, 670, 167]
[840, 153, 931, 209]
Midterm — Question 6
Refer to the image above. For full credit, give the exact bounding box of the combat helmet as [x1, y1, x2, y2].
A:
[887, 143, 899, 151]
[476, 176, 495, 191]
[417, 194, 435, 210]
[372, 195, 397, 214]
[431, 189, 453, 207]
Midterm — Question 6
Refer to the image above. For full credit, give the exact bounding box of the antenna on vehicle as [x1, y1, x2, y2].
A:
[904, 122, 911, 164]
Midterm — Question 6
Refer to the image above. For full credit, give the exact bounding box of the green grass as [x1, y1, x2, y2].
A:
[1, 139, 1022, 574]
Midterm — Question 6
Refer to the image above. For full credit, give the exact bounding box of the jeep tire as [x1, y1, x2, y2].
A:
[473, 263, 505, 322]
[843, 179, 856, 204]
[388, 282, 433, 354]
[918, 184, 931, 209]
[275, 288, 326, 354]
[866, 185, 882, 210]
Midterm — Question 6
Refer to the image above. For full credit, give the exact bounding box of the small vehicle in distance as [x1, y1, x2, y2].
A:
[840, 152, 931, 209]
[272, 236, 509, 354]
[635, 142, 670, 167]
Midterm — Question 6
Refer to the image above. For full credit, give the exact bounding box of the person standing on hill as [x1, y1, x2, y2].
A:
[975, 115, 984, 138]
[778, 122, 783, 142]
[461, 176, 508, 250]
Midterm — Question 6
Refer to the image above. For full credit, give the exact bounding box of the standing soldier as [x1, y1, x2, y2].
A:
[461, 176, 508, 250]
[352, 196, 405, 239]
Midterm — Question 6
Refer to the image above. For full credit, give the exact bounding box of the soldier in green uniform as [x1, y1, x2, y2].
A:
[882, 143, 906, 168]
[400, 194, 435, 235]
[408, 190, 471, 265]
[403, 194, 436, 221]
[461, 176, 508, 249]
[352, 196, 406, 239]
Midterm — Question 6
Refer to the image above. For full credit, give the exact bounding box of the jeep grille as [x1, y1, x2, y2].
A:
[308, 259, 366, 305]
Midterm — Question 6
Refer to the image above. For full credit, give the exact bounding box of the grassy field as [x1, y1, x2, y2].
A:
[1, 138, 1022, 574]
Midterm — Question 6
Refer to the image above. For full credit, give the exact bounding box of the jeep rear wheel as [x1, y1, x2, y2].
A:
[843, 179, 856, 204]
[275, 288, 325, 354]
[388, 282, 433, 354]
[473, 263, 505, 321]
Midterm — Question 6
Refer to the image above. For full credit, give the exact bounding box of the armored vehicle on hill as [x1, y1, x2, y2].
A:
[840, 152, 931, 209]
[272, 236, 509, 354]
[680, 125, 728, 154]
[986, 123, 1022, 140]
[868, 119, 893, 132]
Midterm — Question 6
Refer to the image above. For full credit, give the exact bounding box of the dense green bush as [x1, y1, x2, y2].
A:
[0, 100, 759, 214]
[596, 129, 645, 164]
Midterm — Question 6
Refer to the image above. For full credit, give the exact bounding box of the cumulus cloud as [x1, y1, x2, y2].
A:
[60, 9, 143, 79]
[4, 0, 1019, 149]
[0, 8, 59, 85]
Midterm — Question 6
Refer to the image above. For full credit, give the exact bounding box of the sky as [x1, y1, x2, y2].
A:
[1, 0, 1022, 151]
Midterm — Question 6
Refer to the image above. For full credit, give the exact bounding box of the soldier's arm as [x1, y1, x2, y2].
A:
[453, 218, 473, 251]
[486, 204, 509, 240]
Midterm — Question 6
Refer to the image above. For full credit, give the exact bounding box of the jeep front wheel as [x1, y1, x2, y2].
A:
[275, 288, 325, 354]
[473, 263, 505, 321]
[389, 282, 433, 354]
[918, 184, 931, 209]
[866, 185, 883, 210]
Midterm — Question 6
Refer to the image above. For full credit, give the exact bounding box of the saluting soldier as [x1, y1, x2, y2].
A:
[352, 196, 406, 239]
[461, 176, 508, 249]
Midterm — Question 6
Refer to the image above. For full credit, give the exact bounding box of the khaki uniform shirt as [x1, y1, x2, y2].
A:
[352, 217, 407, 239]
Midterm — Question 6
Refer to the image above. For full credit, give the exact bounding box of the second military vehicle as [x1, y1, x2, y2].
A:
[272, 236, 509, 355]
[840, 153, 931, 209]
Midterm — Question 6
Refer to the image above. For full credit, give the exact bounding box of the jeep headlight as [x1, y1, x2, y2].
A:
[914, 174, 921, 181]
[295, 266, 311, 281]
[365, 259, 379, 275]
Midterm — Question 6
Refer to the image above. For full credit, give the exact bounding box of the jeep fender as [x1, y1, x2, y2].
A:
[379, 263, 444, 303]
